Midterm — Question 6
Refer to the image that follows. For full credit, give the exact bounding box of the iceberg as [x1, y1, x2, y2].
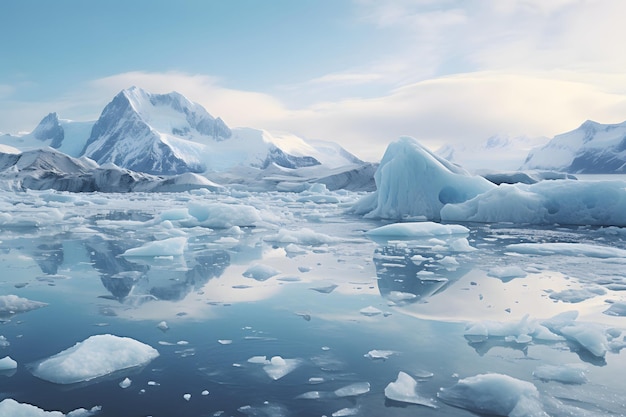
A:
[353, 137, 494, 220]
[384, 371, 437, 407]
[31, 334, 159, 384]
[438, 373, 548, 417]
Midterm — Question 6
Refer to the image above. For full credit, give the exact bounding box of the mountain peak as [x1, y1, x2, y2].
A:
[32, 112, 64, 148]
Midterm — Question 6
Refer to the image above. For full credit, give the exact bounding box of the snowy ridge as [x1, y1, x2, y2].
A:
[522, 119, 626, 173]
[0, 147, 223, 193]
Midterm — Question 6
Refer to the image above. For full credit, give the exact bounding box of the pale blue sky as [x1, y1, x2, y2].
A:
[2, 0, 626, 161]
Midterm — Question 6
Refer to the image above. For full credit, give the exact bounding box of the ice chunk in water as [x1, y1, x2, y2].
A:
[263, 356, 300, 380]
[366, 222, 469, 238]
[532, 364, 588, 384]
[0, 398, 101, 416]
[119, 377, 132, 388]
[438, 373, 548, 417]
[384, 372, 437, 407]
[487, 266, 527, 281]
[364, 349, 395, 360]
[603, 302, 626, 317]
[331, 407, 359, 416]
[359, 306, 382, 316]
[122, 237, 187, 257]
[243, 264, 280, 281]
[334, 382, 370, 397]
[0, 356, 17, 370]
[31, 334, 159, 384]
[183, 393, 191, 401]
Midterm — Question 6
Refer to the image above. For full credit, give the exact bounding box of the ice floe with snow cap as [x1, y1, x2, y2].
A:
[31, 334, 159, 384]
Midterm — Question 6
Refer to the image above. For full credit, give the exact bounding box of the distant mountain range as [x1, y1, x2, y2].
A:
[521, 120, 626, 173]
[0, 87, 375, 192]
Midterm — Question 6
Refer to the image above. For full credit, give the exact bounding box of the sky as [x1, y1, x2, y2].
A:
[2, 0, 626, 163]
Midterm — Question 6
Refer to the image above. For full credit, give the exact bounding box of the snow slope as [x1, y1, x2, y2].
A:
[521, 119, 626, 173]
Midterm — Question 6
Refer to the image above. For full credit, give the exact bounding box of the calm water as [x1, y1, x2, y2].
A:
[0, 190, 625, 416]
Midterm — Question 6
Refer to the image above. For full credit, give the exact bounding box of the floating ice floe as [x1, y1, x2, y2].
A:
[156, 321, 169, 331]
[532, 364, 588, 384]
[385, 371, 437, 407]
[366, 222, 469, 238]
[0, 294, 47, 315]
[0, 398, 101, 416]
[262, 356, 300, 380]
[334, 382, 370, 397]
[186, 202, 263, 228]
[122, 237, 187, 257]
[359, 306, 383, 317]
[31, 334, 159, 384]
[331, 407, 359, 416]
[487, 266, 527, 281]
[364, 349, 396, 360]
[0, 356, 17, 370]
[309, 284, 338, 294]
[438, 373, 548, 417]
[242, 264, 281, 281]
[548, 287, 605, 303]
[264, 227, 340, 245]
[604, 302, 626, 317]
[505, 242, 626, 258]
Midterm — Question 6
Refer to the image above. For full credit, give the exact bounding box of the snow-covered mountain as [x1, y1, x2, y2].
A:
[436, 134, 548, 172]
[1, 87, 365, 182]
[0, 113, 94, 157]
[0, 147, 223, 193]
[521, 120, 626, 173]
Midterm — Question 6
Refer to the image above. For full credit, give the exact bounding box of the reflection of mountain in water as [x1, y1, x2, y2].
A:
[374, 242, 470, 304]
[85, 236, 230, 303]
[34, 242, 64, 275]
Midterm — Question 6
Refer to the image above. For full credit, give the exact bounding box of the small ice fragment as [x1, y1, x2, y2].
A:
[296, 391, 324, 399]
[364, 349, 395, 360]
[157, 321, 169, 331]
[248, 355, 269, 364]
[334, 382, 370, 397]
[332, 407, 359, 416]
[122, 237, 187, 257]
[0, 356, 17, 370]
[148, 381, 160, 386]
[183, 393, 191, 401]
[359, 306, 382, 317]
[176, 340, 189, 345]
[202, 390, 210, 396]
[218, 339, 233, 345]
[119, 377, 132, 389]
[263, 356, 300, 380]
[385, 372, 437, 407]
[298, 266, 312, 273]
[309, 377, 325, 384]
[387, 291, 417, 303]
[321, 346, 331, 351]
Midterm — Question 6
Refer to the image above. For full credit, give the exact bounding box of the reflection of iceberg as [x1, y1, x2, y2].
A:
[85, 236, 230, 304]
[374, 238, 472, 304]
